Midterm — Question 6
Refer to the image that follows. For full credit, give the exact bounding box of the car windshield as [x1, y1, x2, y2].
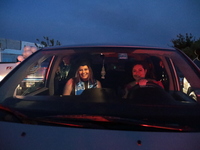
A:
[0, 46, 200, 131]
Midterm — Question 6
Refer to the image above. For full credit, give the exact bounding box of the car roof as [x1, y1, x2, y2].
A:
[39, 45, 176, 52]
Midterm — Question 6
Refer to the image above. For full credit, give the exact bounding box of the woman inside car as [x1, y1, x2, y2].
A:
[123, 61, 164, 99]
[63, 62, 101, 95]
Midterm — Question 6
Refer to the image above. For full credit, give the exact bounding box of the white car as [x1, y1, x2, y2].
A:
[0, 45, 200, 150]
[0, 62, 18, 81]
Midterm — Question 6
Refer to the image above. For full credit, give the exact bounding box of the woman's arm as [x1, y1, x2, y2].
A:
[97, 80, 102, 88]
[63, 78, 73, 95]
[146, 79, 164, 88]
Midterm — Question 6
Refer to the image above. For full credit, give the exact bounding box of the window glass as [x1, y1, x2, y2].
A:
[175, 66, 197, 101]
[15, 57, 52, 96]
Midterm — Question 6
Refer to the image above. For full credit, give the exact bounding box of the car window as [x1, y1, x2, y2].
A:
[15, 57, 53, 96]
[175, 65, 197, 101]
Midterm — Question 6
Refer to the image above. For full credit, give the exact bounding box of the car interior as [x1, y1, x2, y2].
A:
[53, 53, 171, 101]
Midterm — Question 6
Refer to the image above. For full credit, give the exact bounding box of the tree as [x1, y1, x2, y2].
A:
[171, 33, 200, 60]
[35, 36, 61, 48]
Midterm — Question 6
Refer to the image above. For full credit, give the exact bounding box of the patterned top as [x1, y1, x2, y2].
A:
[74, 79, 97, 95]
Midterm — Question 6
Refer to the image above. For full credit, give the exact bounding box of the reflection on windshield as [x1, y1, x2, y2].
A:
[15, 57, 52, 96]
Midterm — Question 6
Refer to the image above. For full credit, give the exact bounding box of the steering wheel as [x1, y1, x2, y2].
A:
[126, 80, 163, 100]
[145, 80, 163, 88]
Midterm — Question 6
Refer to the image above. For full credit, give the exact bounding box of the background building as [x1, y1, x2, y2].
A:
[0, 38, 38, 62]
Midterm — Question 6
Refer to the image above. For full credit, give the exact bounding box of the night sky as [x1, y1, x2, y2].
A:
[1, 0, 200, 48]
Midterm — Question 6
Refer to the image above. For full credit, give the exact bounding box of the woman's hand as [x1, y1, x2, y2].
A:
[137, 79, 148, 86]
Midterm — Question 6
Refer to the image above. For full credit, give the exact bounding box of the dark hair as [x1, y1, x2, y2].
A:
[132, 61, 148, 70]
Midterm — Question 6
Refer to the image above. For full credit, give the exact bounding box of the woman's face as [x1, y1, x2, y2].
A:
[78, 65, 90, 81]
[132, 64, 147, 81]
